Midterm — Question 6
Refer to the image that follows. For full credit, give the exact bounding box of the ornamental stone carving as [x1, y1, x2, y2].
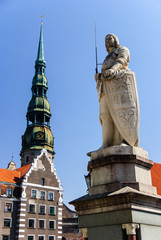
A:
[122, 223, 139, 235]
[95, 34, 140, 148]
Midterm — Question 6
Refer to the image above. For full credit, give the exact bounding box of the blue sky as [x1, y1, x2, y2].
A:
[1, 0, 161, 208]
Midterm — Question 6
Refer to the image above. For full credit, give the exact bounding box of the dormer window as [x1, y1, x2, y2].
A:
[6, 188, 12, 197]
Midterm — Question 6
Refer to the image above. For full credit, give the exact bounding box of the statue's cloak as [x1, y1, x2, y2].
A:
[103, 71, 140, 146]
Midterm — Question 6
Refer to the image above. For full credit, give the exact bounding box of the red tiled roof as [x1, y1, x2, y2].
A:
[0, 164, 31, 184]
[0, 168, 20, 184]
[16, 164, 31, 177]
[151, 162, 161, 195]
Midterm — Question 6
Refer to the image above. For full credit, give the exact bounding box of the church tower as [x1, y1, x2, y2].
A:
[20, 23, 54, 166]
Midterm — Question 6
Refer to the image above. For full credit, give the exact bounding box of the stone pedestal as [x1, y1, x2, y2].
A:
[87, 146, 156, 196]
[70, 146, 161, 240]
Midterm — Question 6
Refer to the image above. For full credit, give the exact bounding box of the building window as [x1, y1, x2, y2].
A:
[48, 237, 54, 240]
[2, 236, 10, 240]
[29, 204, 36, 213]
[4, 219, 11, 228]
[39, 219, 45, 229]
[31, 189, 37, 199]
[49, 220, 55, 229]
[39, 205, 46, 215]
[28, 219, 35, 228]
[49, 206, 55, 216]
[28, 236, 35, 240]
[26, 156, 29, 163]
[41, 178, 45, 186]
[40, 191, 46, 199]
[38, 236, 45, 240]
[6, 188, 12, 197]
[5, 203, 12, 212]
[48, 192, 54, 201]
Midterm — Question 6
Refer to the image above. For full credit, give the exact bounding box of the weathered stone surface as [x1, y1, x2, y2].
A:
[87, 145, 148, 160]
[95, 34, 140, 148]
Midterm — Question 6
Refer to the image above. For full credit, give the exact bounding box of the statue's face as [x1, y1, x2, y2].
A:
[105, 35, 115, 51]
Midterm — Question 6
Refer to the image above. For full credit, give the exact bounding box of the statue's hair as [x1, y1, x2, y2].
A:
[106, 34, 120, 48]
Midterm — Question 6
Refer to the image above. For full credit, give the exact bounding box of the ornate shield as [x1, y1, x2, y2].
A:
[103, 71, 140, 146]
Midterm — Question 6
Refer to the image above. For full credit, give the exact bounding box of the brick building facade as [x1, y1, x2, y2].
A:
[0, 150, 63, 240]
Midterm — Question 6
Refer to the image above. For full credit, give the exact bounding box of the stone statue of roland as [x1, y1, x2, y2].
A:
[95, 34, 140, 148]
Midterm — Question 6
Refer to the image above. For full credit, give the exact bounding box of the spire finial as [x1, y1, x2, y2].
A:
[41, 15, 44, 25]
[36, 16, 45, 62]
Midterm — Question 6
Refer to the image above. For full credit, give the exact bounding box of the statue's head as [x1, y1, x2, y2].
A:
[105, 34, 120, 52]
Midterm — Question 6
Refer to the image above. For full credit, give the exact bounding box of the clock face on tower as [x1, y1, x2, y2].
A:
[35, 131, 44, 140]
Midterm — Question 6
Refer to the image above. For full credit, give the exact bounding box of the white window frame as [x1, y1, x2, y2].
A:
[27, 235, 35, 240]
[48, 236, 55, 240]
[28, 204, 36, 213]
[28, 218, 36, 229]
[38, 219, 46, 229]
[38, 236, 45, 240]
[31, 189, 37, 199]
[6, 188, 12, 197]
[39, 205, 46, 215]
[40, 190, 46, 200]
[48, 192, 54, 201]
[4, 202, 13, 212]
[4, 218, 12, 228]
[48, 220, 56, 230]
[49, 206, 56, 216]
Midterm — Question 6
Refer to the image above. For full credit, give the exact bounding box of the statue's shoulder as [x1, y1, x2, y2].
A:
[114, 46, 130, 60]
[118, 46, 130, 55]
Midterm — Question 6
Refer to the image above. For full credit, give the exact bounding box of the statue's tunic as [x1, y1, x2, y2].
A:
[102, 47, 130, 77]
[97, 46, 139, 147]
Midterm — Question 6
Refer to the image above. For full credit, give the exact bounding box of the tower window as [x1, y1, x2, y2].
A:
[26, 156, 29, 163]
[41, 178, 45, 186]
[38, 88, 42, 95]
[33, 88, 37, 95]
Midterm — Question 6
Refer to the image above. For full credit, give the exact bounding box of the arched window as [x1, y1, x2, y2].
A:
[26, 156, 29, 163]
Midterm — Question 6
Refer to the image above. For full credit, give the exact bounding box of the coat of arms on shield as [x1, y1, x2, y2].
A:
[104, 71, 140, 146]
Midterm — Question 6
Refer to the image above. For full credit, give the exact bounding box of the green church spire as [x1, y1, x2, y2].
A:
[36, 23, 45, 63]
[20, 23, 54, 166]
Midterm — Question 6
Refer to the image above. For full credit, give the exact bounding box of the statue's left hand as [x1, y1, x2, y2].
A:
[104, 69, 115, 78]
